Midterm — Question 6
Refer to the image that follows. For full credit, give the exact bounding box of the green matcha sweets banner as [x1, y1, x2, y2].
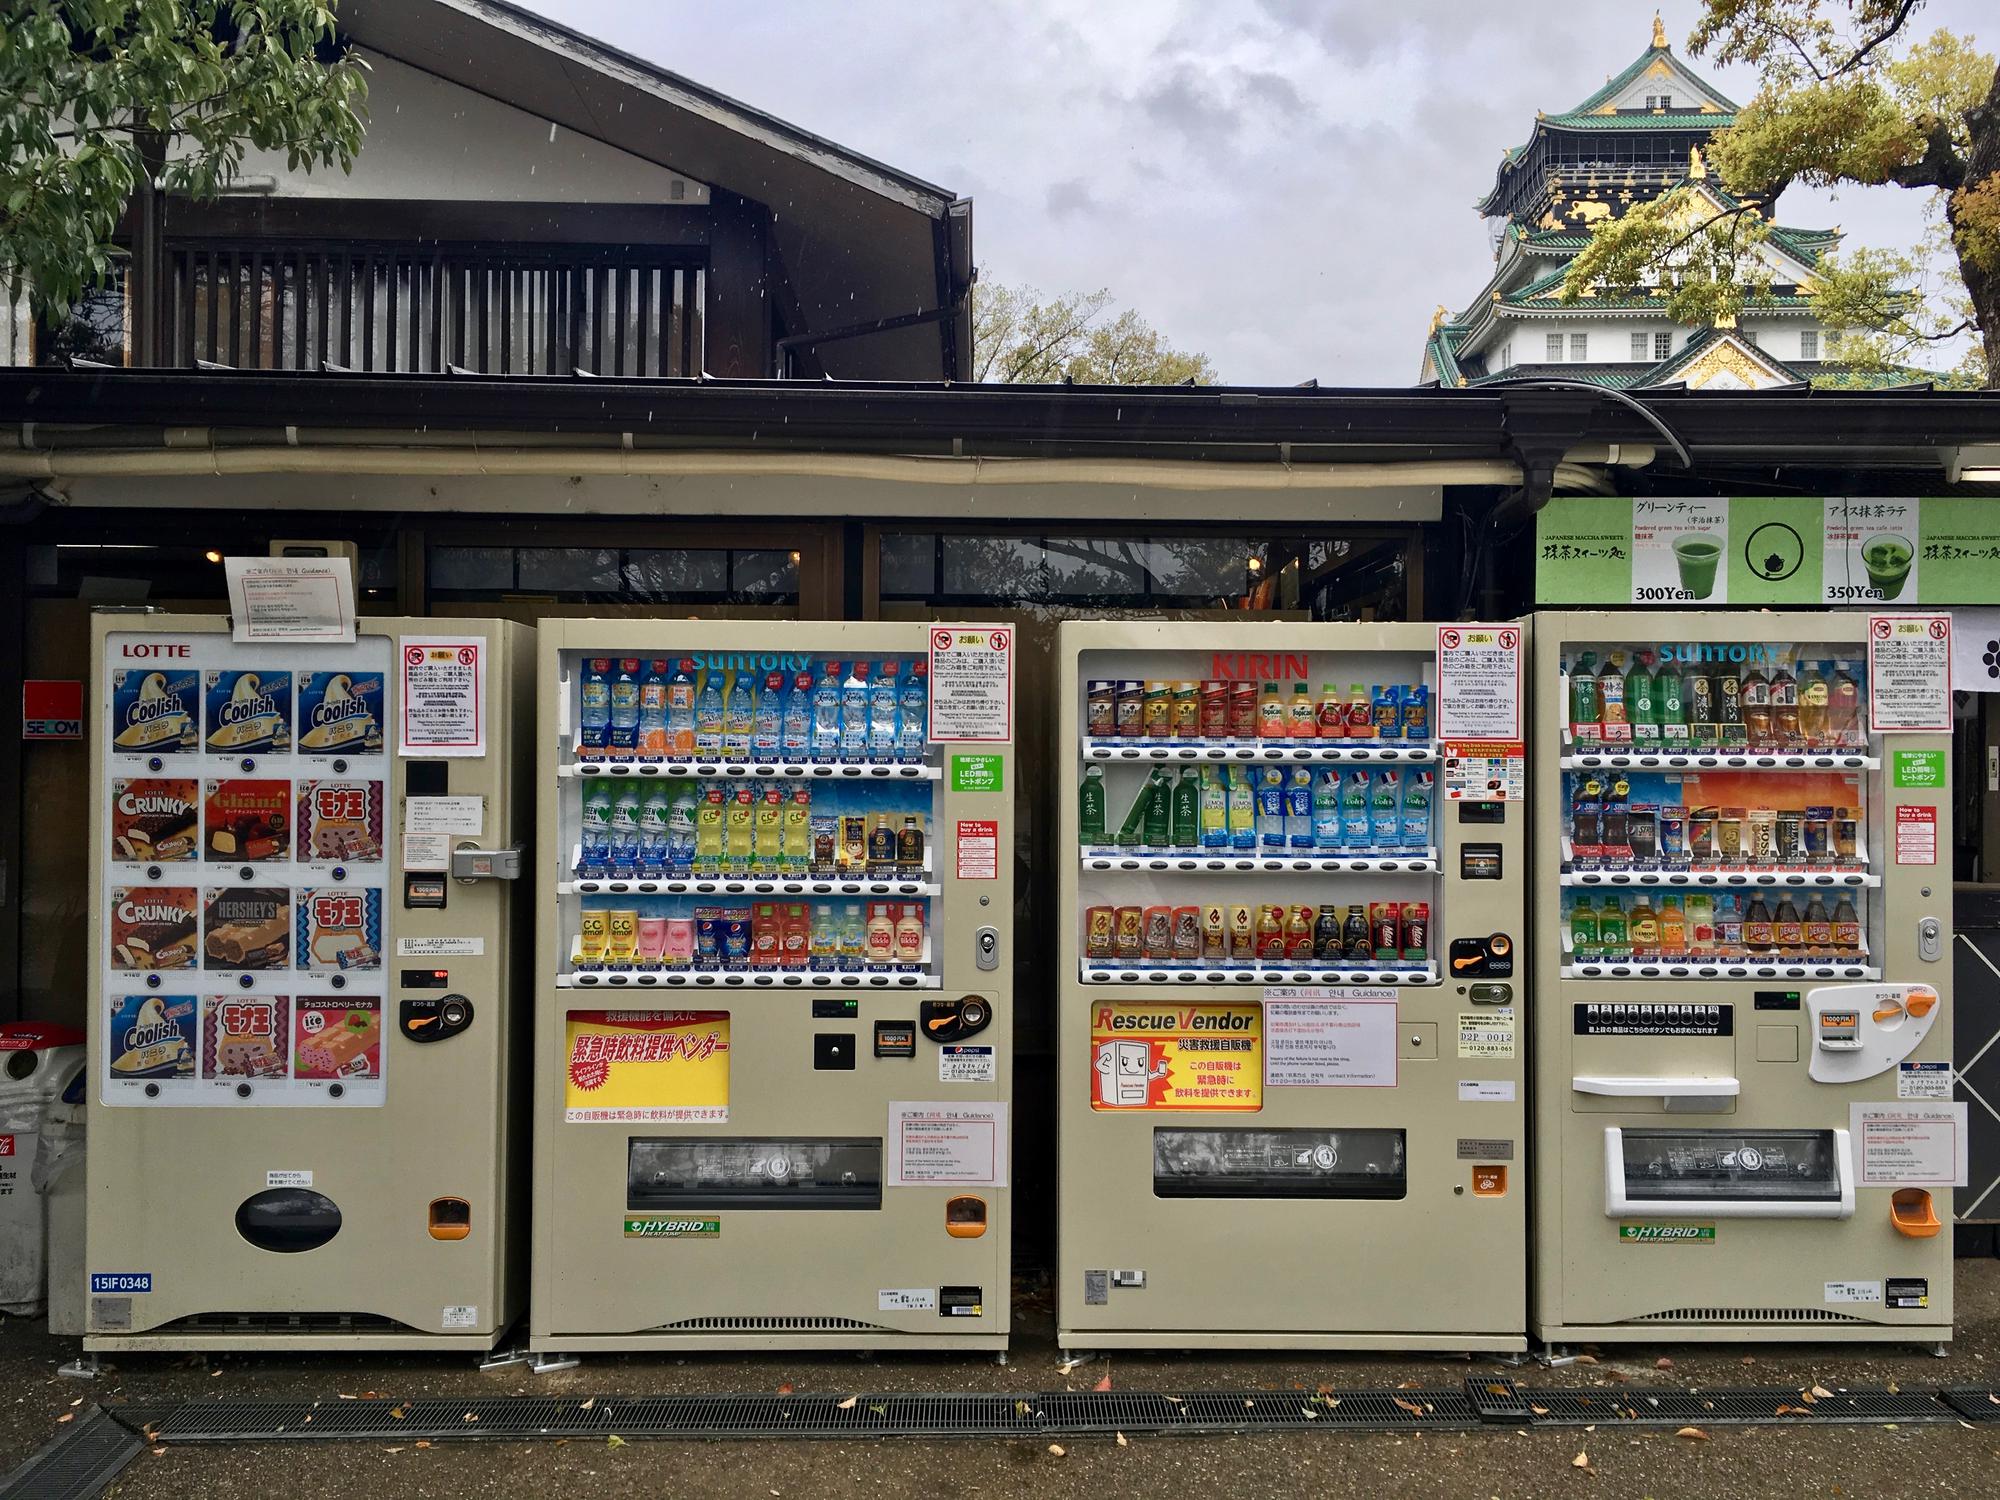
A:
[1535, 497, 2000, 606]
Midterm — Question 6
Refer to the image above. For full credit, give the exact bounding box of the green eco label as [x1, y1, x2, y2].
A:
[951, 753, 1004, 793]
[1893, 749, 1946, 789]
[1618, 1224, 1716, 1243]
[623, 1217, 720, 1239]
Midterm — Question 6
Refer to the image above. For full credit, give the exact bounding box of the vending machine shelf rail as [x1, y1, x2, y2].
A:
[563, 879, 942, 898]
[1083, 740, 1438, 764]
[558, 971, 944, 990]
[1081, 852, 1439, 875]
[1080, 962, 1440, 986]
[1562, 961, 1880, 981]
[559, 760, 942, 780]
[1560, 751, 1879, 772]
[1560, 869, 1878, 888]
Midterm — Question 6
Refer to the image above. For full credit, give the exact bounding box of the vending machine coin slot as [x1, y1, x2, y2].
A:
[400, 995, 474, 1043]
[920, 996, 991, 1043]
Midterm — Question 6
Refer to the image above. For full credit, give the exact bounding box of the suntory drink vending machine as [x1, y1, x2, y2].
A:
[1056, 621, 1529, 1351]
[1532, 611, 1955, 1346]
[529, 622, 1015, 1353]
[86, 614, 535, 1351]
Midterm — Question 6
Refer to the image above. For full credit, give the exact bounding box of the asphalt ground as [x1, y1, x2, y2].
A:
[3, 1257, 1998, 1499]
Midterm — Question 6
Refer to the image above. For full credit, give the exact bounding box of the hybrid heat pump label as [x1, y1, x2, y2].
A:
[1090, 1002, 1262, 1110]
[564, 1010, 729, 1124]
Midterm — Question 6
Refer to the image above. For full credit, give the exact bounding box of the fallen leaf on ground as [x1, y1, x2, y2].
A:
[1116, 1432, 1129, 1447]
[68, 1398, 83, 1407]
[1161, 1395, 1183, 1405]
[1654, 1358, 1674, 1371]
[1047, 1443, 1066, 1457]
[337, 1393, 358, 1401]
[1572, 1355, 1598, 1365]
[1398, 1380, 1423, 1390]
[1811, 1383, 1835, 1399]
[836, 1396, 859, 1410]
[607, 1434, 627, 1448]
[462, 1412, 478, 1423]
[1394, 1398, 1426, 1416]
[414, 1441, 432, 1449]
[151, 1446, 167, 1456]
[1015, 1400, 1032, 1417]
[776, 1383, 794, 1395]
[1776, 1405, 1807, 1416]
[868, 1405, 886, 1416]
[579, 1398, 595, 1410]
[1531, 1405, 1551, 1416]
[383, 1447, 403, 1455]
[1572, 1451, 1593, 1472]
[1887, 1381, 1901, 1395]
[1301, 1407, 1319, 1419]
[1094, 1373, 1113, 1392]
[389, 1406, 408, 1421]
[1676, 1426, 1710, 1441]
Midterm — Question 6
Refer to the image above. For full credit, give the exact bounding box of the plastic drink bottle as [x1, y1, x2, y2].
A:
[897, 660, 928, 763]
[1344, 684, 1373, 738]
[1316, 684, 1345, 738]
[1402, 768, 1434, 848]
[753, 671, 784, 760]
[1625, 652, 1658, 751]
[869, 660, 900, 762]
[753, 786, 784, 871]
[1657, 660, 1686, 746]
[840, 662, 870, 760]
[580, 779, 613, 874]
[610, 783, 643, 877]
[666, 659, 697, 758]
[637, 659, 669, 757]
[667, 786, 698, 874]
[694, 667, 725, 759]
[608, 658, 641, 754]
[1255, 766, 1286, 851]
[1598, 655, 1627, 740]
[1569, 651, 1600, 742]
[1257, 684, 1287, 740]
[723, 670, 755, 760]
[1312, 767, 1341, 849]
[1288, 683, 1316, 738]
[1371, 769, 1401, 848]
[725, 786, 756, 871]
[579, 658, 611, 754]
[1171, 768, 1200, 850]
[781, 672, 812, 760]
[693, 786, 725, 871]
[1341, 768, 1371, 846]
[1200, 766, 1229, 849]
[1226, 766, 1256, 850]
[812, 663, 843, 761]
[1078, 764, 1107, 843]
[639, 785, 672, 875]
[1286, 765, 1315, 848]
[1569, 897, 1598, 957]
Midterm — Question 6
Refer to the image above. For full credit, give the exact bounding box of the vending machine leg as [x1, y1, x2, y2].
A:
[57, 1353, 102, 1381]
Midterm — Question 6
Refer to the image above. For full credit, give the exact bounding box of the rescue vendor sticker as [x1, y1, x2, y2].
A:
[1088, 1002, 1261, 1111]
[565, 1010, 730, 1123]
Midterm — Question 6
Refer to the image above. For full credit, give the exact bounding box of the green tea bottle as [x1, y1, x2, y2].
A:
[1078, 763, 1107, 843]
[1626, 651, 1659, 751]
[1115, 767, 1157, 847]
[1170, 767, 1200, 850]
[1141, 767, 1173, 848]
[1569, 896, 1598, 957]
[1657, 658, 1686, 746]
[1597, 896, 1629, 956]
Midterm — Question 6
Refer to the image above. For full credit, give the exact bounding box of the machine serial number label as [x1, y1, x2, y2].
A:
[89, 1272, 153, 1293]
[1575, 1003, 1732, 1037]
[623, 1217, 721, 1239]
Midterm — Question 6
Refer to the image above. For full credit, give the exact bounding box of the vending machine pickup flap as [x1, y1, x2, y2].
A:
[1603, 1126, 1853, 1219]
[1574, 1075, 1740, 1101]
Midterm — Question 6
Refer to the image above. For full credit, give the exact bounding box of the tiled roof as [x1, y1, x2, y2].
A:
[1564, 43, 1738, 118]
[1543, 110, 1734, 130]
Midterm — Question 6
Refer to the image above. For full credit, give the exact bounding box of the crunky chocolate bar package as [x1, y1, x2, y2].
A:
[110, 778, 199, 863]
[110, 886, 198, 970]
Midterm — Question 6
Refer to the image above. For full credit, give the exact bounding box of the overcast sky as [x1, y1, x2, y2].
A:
[520, 0, 1989, 385]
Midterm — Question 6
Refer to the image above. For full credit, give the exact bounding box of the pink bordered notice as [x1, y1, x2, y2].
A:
[927, 625, 1012, 743]
[1436, 624, 1522, 741]
[398, 639, 485, 756]
[1867, 615, 1951, 733]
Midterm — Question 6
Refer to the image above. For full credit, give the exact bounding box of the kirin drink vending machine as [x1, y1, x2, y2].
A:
[529, 623, 1015, 1353]
[1532, 612, 1955, 1346]
[1056, 621, 1529, 1351]
[85, 615, 534, 1351]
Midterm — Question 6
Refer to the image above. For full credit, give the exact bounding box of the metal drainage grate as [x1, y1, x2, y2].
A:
[1941, 1388, 2000, 1422]
[0, 1408, 143, 1500]
[1513, 1386, 1959, 1426]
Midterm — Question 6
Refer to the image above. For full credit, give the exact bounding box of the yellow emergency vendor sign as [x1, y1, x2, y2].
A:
[1088, 1002, 1261, 1111]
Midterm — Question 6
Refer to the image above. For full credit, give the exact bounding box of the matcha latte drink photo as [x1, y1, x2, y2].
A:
[1861, 534, 1913, 599]
[1671, 535, 1723, 599]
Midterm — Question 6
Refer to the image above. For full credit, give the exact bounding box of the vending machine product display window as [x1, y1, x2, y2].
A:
[532, 624, 1013, 1353]
[1057, 621, 1527, 1352]
[1532, 613, 1954, 1347]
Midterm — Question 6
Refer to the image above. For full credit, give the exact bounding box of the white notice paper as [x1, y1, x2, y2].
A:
[402, 833, 450, 873]
[1867, 615, 1952, 732]
[1263, 990, 1398, 1087]
[1457, 1080, 1517, 1104]
[400, 638, 487, 756]
[888, 1101, 1009, 1187]
[405, 796, 485, 836]
[395, 935, 485, 957]
[1851, 1102, 1968, 1186]
[926, 625, 1013, 742]
[1435, 624, 1523, 740]
[224, 557, 356, 644]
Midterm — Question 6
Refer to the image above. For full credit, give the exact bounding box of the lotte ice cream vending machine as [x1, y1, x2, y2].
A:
[1056, 621, 1530, 1352]
[85, 615, 535, 1350]
[1531, 611, 1956, 1346]
[529, 622, 1015, 1353]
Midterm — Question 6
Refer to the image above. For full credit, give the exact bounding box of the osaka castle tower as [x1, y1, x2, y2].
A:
[1421, 16, 1852, 391]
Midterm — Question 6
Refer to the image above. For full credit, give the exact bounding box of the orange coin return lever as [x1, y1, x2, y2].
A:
[429, 1197, 472, 1241]
[946, 1195, 988, 1238]
[1890, 1188, 1941, 1239]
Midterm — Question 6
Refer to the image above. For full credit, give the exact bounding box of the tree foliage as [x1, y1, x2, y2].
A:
[972, 278, 1217, 385]
[1561, 1, 2000, 386]
[1, 1, 369, 322]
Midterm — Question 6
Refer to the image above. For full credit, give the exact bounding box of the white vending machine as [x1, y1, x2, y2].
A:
[85, 614, 534, 1351]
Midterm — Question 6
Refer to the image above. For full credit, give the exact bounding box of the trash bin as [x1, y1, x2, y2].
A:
[0, 1022, 87, 1317]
